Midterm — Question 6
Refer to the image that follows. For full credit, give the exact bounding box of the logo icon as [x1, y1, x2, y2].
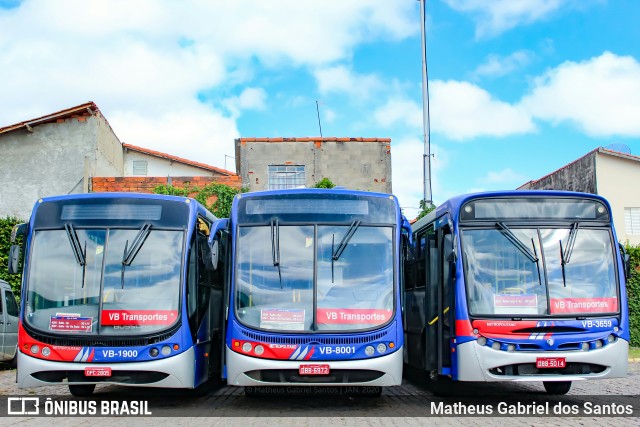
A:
[7, 397, 40, 415]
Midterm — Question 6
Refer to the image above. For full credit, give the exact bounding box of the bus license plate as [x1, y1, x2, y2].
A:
[85, 367, 112, 377]
[299, 364, 330, 375]
[536, 357, 566, 369]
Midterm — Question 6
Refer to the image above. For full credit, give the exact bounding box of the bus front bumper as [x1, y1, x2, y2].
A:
[226, 345, 403, 386]
[17, 346, 197, 389]
[456, 338, 629, 382]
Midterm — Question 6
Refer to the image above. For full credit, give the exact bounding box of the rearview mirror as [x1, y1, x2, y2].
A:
[211, 240, 219, 270]
[8, 245, 20, 274]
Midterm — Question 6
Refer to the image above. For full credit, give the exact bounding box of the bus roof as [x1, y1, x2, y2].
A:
[413, 189, 611, 231]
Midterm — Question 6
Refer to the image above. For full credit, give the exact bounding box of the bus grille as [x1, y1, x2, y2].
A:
[24, 325, 180, 348]
[239, 328, 388, 345]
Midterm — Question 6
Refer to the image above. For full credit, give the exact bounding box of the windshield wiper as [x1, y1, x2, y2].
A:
[333, 220, 361, 261]
[121, 223, 152, 289]
[64, 223, 87, 288]
[496, 222, 538, 263]
[559, 223, 579, 288]
[330, 220, 361, 284]
[562, 222, 579, 265]
[271, 217, 282, 288]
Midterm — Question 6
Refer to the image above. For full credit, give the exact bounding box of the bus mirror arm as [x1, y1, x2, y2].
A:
[619, 243, 631, 279]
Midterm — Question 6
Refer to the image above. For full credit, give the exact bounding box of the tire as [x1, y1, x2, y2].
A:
[69, 384, 96, 397]
[543, 381, 571, 395]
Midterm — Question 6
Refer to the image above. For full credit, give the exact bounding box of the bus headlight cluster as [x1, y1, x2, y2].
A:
[581, 342, 590, 351]
[254, 345, 265, 356]
[507, 344, 516, 352]
[377, 343, 387, 354]
[242, 342, 253, 353]
[41, 347, 51, 357]
[491, 342, 501, 350]
[149, 347, 159, 357]
[365, 346, 375, 356]
[30, 345, 39, 355]
[161, 345, 171, 356]
[607, 334, 616, 343]
[477, 337, 487, 346]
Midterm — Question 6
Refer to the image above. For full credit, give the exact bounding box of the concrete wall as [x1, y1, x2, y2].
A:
[93, 115, 124, 179]
[0, 116, 101, 219]
[123, 150, 222, 177]
[519, 151, 597, 193]
[596, 153, 640, 245]
[236, 137, 392, 193]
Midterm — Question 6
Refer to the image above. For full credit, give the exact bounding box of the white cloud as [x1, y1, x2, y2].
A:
[443, 0, 568, 38]
[222, 87, 267, 119]
[431, 81, 535, 140]
[479, 168, 528, 185]
[110, 103, 239, 170]
[0, 0, 417, 168]
[520, 52, 640, 137]
[391, 136, 449, 220]
[473, 50, 534, 79]
[373, 98, 423, 129]
[314, 66, 384, 101]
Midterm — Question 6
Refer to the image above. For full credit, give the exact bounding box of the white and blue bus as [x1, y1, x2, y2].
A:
[403, 190, 630, 394]
[214, 189, 410, 392]
[9, 193, 227, 396]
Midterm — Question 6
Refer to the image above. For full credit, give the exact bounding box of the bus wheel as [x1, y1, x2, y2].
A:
[69, 384, 96, 397]
[543, 381, 571, 395]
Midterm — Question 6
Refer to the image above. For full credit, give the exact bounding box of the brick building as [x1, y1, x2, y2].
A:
[235, 137, 392, 193]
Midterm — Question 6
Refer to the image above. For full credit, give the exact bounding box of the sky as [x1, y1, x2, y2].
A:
[1, 0, 640, 219]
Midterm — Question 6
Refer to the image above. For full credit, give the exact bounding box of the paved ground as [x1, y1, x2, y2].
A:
[0, 362, 638, 426]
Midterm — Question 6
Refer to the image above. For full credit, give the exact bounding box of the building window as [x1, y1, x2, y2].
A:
[624, 208, 640, 235]
[268, 165, 305, 190]
[132, 160, 148, 176]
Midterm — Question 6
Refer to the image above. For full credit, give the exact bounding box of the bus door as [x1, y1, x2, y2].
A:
[425, 220, 454, 376]
[404, 227, 432, 369]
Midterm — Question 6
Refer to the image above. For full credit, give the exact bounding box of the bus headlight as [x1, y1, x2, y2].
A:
[41, 347, 51, 357]
[161, 345, 171, 356]
[581, 342, 590, 351]
[30, 345, 39, 355]
[365, 346, 375, 356]
[607, 335, 616, 343]
[254, 345, 265, 356]
[491, 342, 501, 350]
[477, 337, 486, 346]
[595, 340, 603, 349]
[507, 344, 515, 352]
[242, 342, 252, 353]
[377, 343, 387, 354]
[149, 347, 159, 357]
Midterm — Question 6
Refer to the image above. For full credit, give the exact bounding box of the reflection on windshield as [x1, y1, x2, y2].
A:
[26, 228, 183, 335]
[462, 227, 618, 317]
[235, 225, 394, 332]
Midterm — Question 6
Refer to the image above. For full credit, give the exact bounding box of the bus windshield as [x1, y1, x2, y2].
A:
[25, 228, 183, 335]
[462, 226, 618, 317]
[235, 224, 394, 332]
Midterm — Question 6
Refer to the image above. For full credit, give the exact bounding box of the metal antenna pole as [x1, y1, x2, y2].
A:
[420, 0, 432, 205]
[316, 100, 323, 138]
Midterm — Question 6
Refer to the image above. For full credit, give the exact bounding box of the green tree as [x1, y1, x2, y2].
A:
[153, 182, 243, 218]
[0, 217, 26, 298]
[414, 199, 435, 221]
[313, 178, 336, 189]
[625, 243, 640, 347]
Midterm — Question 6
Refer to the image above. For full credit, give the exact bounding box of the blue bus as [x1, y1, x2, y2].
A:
[403, 190, 630, 394]
[9, 193, 226, 396]
[213, 189, 410, 391]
